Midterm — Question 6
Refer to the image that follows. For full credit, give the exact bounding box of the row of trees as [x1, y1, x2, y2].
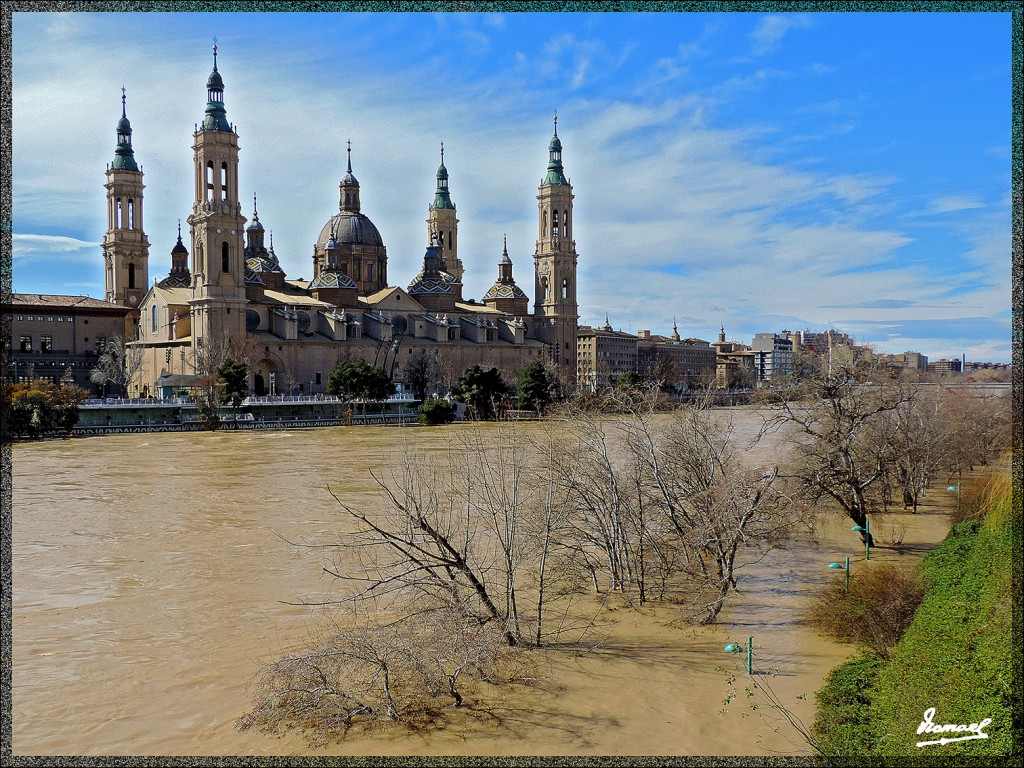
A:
[761, 353, 1011, 545]
[2, 380, 90, 438]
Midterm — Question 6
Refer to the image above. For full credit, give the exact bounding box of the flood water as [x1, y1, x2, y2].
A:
[11, 412, 953, 756]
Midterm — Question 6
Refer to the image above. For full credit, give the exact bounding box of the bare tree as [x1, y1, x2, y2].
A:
[238, 600, 524, 742]
[763, 355, 916, 547]
[89, 334, 143, 396]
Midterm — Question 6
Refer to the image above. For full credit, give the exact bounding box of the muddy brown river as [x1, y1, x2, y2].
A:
[11, 412, 953, 756]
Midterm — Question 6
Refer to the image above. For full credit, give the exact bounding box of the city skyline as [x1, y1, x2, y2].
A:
[10, 10, 1013, 362]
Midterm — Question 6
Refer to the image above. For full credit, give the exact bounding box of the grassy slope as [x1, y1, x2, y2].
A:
[812, 487, 1016, 758]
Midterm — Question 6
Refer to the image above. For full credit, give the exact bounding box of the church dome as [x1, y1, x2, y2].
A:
[309, 271, 358, 290]
[408, 275, 455, 296]
[483, 283, 528, 301]
[317, 211, 384, 249]
[246, 255, 284, 274]
[207, 67, 224, 92]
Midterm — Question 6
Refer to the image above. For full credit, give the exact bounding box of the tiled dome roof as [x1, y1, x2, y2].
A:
[309, 271, 357, 290]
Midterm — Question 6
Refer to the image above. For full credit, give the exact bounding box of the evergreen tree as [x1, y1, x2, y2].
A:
[328, 359, 396, 414]
[515, 360, 553, 413]
[456, 365, 507, 420]
[218, 358, 249, 426]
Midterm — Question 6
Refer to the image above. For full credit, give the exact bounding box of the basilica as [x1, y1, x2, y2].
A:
[105, 47, 580, 397]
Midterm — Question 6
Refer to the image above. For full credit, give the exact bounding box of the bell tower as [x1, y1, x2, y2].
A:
[102, 88, 149, 336]
[533, 114, 579, 380]
[426, 142, 463, 286]
[187, 43, 247, 354]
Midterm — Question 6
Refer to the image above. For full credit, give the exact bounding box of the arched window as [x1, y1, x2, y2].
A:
[562, 278, 569, 300]
[128, 263, 136, 289]
[552, 209, 559, 235]
[542, 210, 547, 238]
[115, 198, 123, 229]
[205, 162, 214, 202]
[196, 241, 204, 274]
[448, 230, 453, 251]
[151, 304, 157, 333]
[221, 242, 230, 273]
[220, 163, 228, 201]
[563, 210, 569, 238]
[127, 199, 135, 230]
[367, 263, 373, 282]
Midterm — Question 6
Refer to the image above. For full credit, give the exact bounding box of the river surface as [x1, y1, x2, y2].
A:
[10, 411, 953, 756]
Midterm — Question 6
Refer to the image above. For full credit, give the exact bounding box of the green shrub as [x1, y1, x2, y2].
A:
[869, 484, 1013, 757]
[418, 398, 456, 425]
[810, 478, 1014, 758]
[811, 652, 886, 756]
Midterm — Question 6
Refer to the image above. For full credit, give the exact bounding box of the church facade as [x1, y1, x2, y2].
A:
[107, 48, 579, 397]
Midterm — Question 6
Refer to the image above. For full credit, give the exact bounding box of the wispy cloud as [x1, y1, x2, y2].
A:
[929, 195, 986, 214]
[13, 234, 101, 261]
[750, 14, 813, 57]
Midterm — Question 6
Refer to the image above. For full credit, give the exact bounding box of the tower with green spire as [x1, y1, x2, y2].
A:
[186, 42, 247, 351]
[532, 113, 579, 381]
[103, 87, 150, 336]
[426, 142, 464, 292]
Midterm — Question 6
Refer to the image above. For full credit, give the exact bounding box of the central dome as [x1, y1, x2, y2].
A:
[317, 211, 384, 249]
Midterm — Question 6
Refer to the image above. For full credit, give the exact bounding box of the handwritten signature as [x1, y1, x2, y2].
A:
[916, 707, 992, 747]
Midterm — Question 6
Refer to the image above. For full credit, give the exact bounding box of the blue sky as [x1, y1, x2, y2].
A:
[10, 10, 1013, 362]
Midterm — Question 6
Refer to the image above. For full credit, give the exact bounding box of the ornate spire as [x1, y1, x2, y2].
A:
[672, 317, 681, 342]
[202, 40, 230, 132]
[339, 140, 361, 212]
[431, 141, 455, 210]
[169, 218, 190, 277]
[246, 192, 264, 233]
[112, 87, 138, 171]
[543, 112, 568, 186]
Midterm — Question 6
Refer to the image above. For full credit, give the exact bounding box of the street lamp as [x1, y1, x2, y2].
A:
[828, 556, 851, 593]
[946, 483, 961, 516]
[852, 519, 871, 561]
[724, 636, 753, 676]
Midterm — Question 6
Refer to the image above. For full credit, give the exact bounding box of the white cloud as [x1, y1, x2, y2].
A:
[13, 234, 101, 261]
[750, 14, 813, 57]
[929, 195, 986, 213]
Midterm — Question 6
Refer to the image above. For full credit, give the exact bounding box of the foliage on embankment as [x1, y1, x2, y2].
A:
[812, 476, 1016, 759]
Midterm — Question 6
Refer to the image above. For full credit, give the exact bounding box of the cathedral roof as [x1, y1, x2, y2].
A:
[244, 266, 266, 285]
[408, 276, 455, 296]
[317, 211, 384, 249]
[411, 269, 460, 286]
[245, 255, 285, 274]
[308, 271, 358, 290]
[157, 274, 191, 289]
[483, 283, 528, 301]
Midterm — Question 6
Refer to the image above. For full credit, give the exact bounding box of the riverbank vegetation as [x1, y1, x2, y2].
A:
[811, 471, 1014, 758]
[1, 380, 89, 438]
